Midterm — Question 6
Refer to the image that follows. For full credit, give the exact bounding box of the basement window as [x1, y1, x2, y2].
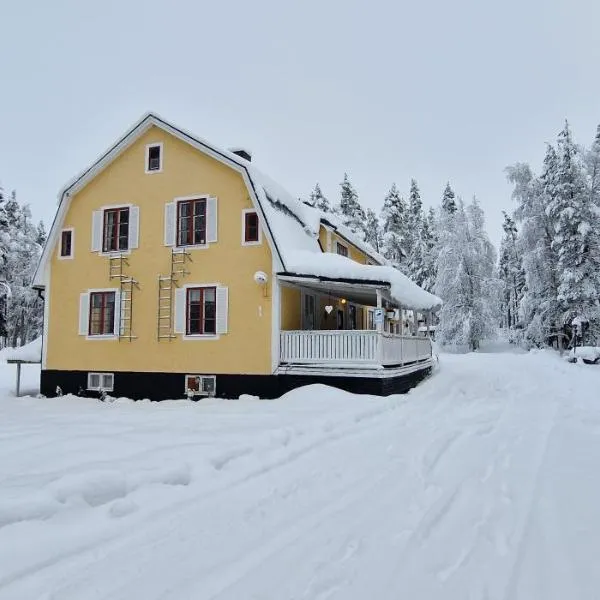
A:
[145, 143, 163, 173]
[87, 372, 114, 392]
[185, 375, 216, 397]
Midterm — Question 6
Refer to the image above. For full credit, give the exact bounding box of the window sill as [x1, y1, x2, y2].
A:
[182, 334, 220, 341]
[85, 334, 118, 341]
[176, 244, 209, 251]
[242, 240, 262, 247]
[98, 249, 132, 257]
[57, 255, 74, 260]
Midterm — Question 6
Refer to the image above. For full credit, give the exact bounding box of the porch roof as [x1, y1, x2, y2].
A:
[279, 251, 442, 312]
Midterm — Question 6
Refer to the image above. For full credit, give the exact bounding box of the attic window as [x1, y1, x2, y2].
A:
[336, 242, 348, 257]
[145, 143, 162, 173]
[242, 210, 261, 245]
[60, 229, 73, 258]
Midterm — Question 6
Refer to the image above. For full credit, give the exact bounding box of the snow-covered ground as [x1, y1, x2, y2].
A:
[1, 350, 600, 599]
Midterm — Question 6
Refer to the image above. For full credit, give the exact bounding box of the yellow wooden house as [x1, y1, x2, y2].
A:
[33, 113, 441, 399]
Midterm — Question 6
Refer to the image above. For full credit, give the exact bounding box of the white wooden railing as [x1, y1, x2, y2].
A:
[280, 331, 432, 366]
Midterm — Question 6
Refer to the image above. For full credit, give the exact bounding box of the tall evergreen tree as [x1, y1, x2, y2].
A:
[405, 179, 427, 285]
[364, 208, 382, 253]
[380, 183, 407, 267]
[498, 211, 525, 329]
[420, 207, 437, 292]
[441, 182, 457, 214]
[336, 173, 366, 237]
[308, 183, 330, 212]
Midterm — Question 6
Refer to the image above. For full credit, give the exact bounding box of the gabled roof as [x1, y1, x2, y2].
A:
[33, 112, 441, 311]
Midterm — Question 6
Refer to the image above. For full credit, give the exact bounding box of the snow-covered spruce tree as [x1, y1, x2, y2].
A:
[420, 206, 438, 292]
[380, 183, 407, 267]
[435, 198, 499, 350]
[0, 188, 44, 347]
[308, 183, 330, 212]
[441, 182, 457, 214]
[404, 179, 428, 286]
[549, 122, 600, 331]
[335, 173, 367, 237]
[506, 158, 560, 346]
[498, 211, 525, 331]
[364, 208, 382, 253]
[585, 124, 600, 209]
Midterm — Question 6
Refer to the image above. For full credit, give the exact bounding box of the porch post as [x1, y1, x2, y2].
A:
[376, 289, 383, 364]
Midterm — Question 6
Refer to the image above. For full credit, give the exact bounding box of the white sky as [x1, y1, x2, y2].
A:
[2, 0, 600, 247]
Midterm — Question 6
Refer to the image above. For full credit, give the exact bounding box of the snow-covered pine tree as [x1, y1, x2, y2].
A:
[441, 182, 457, 214]
[498, 211, 525, 330]
[420, 207, 438, 292]
[308, 183, 330, 212]
[380, 183, 407, 267]
[549, 122, 600, 332]
[435, 198, 499, 350]
[404, 179, 428, 285]
[336, 173, 366, 237]
[364, 208, 382, 253]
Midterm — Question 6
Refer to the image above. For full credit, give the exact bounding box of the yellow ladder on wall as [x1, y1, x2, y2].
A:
[108, 254, 139, 341]
[157, 248, 192, 340]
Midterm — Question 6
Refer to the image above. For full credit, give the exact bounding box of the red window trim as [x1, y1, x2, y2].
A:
[176, 199, 207, 247]
[102, 207, 129, 253]
[185, 286, 216, 335]
[244, 211, 259, 243]
[88, 291, 116, 336]
[60, 230, 72, 257]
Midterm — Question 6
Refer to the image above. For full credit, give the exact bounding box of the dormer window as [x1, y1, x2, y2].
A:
[336, 242, 348, 257]
[145, 143, 163, 173]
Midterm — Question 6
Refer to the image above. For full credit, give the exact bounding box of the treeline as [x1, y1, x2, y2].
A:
[503, 121, 600, 347]
[304, 175, 498, 350]
[0, 183, 45, 347]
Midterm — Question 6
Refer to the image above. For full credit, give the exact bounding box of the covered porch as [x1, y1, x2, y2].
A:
[277, 275, 436, 375]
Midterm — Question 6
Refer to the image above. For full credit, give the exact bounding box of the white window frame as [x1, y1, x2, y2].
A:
[173, 195, 211, 251]
[86, 288, 120, 340]
[58, 227, 75, 260]
[145, 142, 163, 174]
[184, 374, 216, 397]
[87, 372, 114, 392]
[96, 203, 134, 257]
[241, 208, 262, 246]
[181, 282, 222, 340]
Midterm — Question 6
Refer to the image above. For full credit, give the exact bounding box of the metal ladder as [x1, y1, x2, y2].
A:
[157, 248, 192, 340]
[108, 254, 139, 341]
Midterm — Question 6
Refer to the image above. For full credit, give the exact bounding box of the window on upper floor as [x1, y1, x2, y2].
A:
[146, 143, 163, 173]
[186, 286, 216, 335]
[242, 210, 260, 244]
[89, 291, 116, 336]
[60, 229, 73, 258]
[177, 199, 206, 247]
[336, 242, 348, 257]
[103, 207, 130, 253]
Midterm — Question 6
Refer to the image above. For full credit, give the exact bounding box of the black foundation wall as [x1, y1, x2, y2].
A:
[40, 368, 431, 401]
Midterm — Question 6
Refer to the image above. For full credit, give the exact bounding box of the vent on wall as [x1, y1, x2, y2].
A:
[229, 147, 252, 162]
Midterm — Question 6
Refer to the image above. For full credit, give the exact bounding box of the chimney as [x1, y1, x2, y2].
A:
[229, 147, 252, 162]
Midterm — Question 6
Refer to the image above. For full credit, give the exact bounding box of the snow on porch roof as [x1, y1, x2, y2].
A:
[281, 251, 442, 312]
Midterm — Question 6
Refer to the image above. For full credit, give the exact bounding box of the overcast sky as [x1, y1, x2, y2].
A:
[2, 0, 600, 247]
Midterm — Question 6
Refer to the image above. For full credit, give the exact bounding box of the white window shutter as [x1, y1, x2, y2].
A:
[91, 211, 103, 252]
[174, 288, 186, 334]
[113, 290, 121, 336]
[164, 202, 176, 246]
[207, 197, 218, 243]
[79, 292, 89, 335]
[216, 286, 228, 334]
[129, 206, 140, 249]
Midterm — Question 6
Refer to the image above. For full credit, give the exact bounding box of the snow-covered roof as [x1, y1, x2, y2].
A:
[33, 112, 441, 311]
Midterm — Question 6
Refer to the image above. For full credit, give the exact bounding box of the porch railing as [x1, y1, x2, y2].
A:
[279, 330, 432, 367]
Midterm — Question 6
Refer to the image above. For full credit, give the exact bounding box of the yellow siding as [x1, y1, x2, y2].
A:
[47, 126, 273, 375]
[280, 286, 301, 330]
